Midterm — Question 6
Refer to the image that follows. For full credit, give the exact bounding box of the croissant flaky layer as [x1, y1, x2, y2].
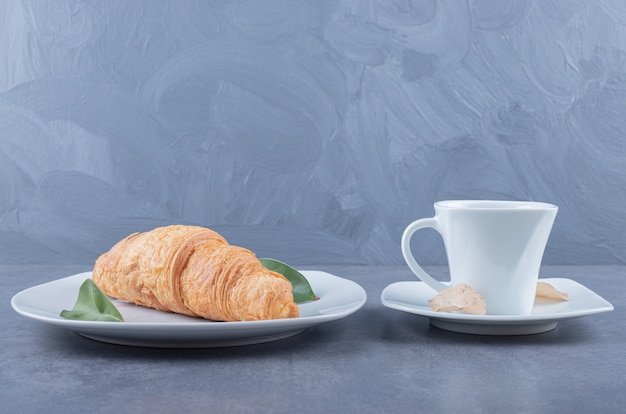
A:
[92, 225, 299, 321]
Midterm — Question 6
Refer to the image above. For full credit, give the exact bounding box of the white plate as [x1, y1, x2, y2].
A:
[381, 278, 613, 335]
[12, 270, 367, 348]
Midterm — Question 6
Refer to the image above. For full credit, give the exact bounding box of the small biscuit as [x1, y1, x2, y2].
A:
[428, 284, 487, 315]
[536, 281, 569, 301]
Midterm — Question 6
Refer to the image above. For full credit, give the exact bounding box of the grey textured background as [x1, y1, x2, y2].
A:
[1, 0, 625, 266]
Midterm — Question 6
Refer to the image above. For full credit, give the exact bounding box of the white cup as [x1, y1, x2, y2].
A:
[401, 200, 558, 315]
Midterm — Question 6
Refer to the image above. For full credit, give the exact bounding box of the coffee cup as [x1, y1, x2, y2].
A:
[401, 200, 558, 315]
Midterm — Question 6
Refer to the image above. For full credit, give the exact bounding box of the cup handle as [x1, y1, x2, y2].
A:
[401, 218, 448, 292]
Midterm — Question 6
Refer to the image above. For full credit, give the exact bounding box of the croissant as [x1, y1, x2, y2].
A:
[92, 225, 299, 321]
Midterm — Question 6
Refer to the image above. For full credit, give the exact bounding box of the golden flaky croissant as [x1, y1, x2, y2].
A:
[92, 225, 299, 321]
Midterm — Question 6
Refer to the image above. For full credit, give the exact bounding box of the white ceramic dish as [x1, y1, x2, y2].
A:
[12, 270, 367, 348]
[381, 278, 613, 335]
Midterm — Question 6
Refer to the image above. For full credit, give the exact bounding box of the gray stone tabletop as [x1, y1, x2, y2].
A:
[2, 265, 624, 414]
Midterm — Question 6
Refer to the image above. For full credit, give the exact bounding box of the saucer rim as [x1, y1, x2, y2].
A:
[380, 277, 614, 324]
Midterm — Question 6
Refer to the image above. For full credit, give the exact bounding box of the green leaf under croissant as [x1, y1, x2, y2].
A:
[60, 279, 124, 322]
[260, 258, 319, 303]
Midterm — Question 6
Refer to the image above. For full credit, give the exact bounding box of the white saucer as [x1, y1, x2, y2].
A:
[12, 270, 367, 348]
[381, 278, 613, 335]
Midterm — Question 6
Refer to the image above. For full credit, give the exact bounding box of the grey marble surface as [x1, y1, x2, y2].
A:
[3, 2, 626, 267]
[2, 265, 624, 414]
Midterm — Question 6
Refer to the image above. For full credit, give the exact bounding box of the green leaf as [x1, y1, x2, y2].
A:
[260, 258, 318, 303]
[60, 279, 124, 322]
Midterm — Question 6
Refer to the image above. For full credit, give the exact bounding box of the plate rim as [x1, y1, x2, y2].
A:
[11, 270, 367, 339]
